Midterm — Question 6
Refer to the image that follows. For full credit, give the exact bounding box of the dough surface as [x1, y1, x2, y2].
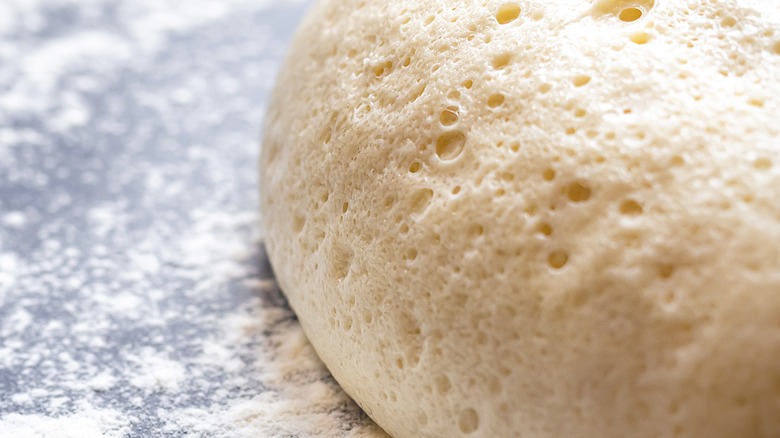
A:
[260, 1, 780, 436]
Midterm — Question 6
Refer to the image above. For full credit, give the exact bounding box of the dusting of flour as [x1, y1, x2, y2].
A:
[0, 0, 385, 436]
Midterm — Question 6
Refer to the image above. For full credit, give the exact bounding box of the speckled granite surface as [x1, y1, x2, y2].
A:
[0, 1, 384, 436]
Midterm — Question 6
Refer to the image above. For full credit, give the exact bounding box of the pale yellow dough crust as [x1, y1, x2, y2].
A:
[260, 1, 780, 436]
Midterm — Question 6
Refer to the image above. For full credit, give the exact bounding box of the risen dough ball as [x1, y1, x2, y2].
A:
[260, 0, 780, 436]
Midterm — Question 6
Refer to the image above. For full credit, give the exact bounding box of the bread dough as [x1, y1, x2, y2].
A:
[260, 0, 780, 436]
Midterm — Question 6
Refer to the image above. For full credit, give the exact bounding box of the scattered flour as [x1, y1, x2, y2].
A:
[2, 211, 27, 229]
[161, 303, 387, 438]
[0, 403, 129, 438]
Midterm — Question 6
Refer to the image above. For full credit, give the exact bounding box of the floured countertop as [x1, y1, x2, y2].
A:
[0, 0, 385, 436]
